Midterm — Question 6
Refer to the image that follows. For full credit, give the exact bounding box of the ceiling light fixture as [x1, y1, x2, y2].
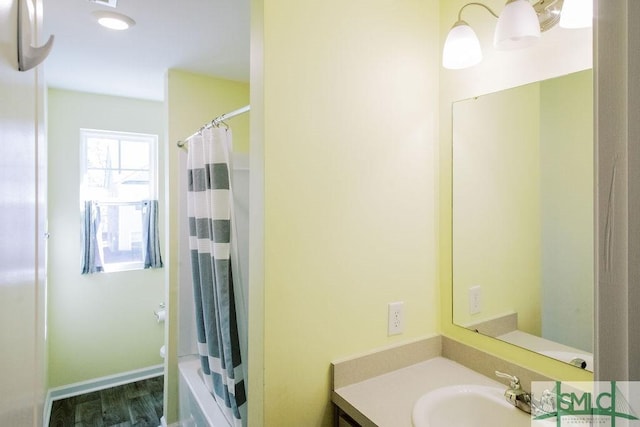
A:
[443, 0, 592, 70]
[93, 11, 135, 31]
[88, 0, 118, 8]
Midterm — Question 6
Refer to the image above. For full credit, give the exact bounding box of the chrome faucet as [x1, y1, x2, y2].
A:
[495, 371, 560, 416]
[531, 389, 559, 416]
[495, 371, 533, 413]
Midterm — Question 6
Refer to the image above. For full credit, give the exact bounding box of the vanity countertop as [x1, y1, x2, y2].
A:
[333, 356, 508, 427]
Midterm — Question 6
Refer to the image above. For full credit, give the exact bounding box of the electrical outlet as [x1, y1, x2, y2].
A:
[469, 286, 481, 315]
[388, 301, 404, 335]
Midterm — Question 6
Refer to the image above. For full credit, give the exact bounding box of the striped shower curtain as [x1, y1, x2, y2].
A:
[186, 127, 246, 426]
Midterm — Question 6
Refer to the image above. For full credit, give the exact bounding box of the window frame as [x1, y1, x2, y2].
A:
[80, 128, 159, 273]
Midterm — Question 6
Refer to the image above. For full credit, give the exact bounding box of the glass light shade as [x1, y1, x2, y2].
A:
[93, 11, 136, 31]
[494, 0, 541, 50]
[442, 21, 483, 70]
[560, 0, 593, 29]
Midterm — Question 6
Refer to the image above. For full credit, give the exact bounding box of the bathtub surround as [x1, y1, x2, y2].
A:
[179, 357, 236, 427]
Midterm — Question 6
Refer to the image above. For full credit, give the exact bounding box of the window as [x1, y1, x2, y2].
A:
[80, 129, 161, 273]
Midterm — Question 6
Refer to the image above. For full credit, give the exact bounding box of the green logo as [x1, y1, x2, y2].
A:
[532, 381, 639, 426]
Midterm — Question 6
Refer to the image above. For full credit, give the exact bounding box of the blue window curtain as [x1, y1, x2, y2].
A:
[81, 200, 163, 274]
[142, 199, 163, 269]
[81, 200, 104, 274]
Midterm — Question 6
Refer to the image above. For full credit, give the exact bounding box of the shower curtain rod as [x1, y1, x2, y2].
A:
[176, 105, 250, 148]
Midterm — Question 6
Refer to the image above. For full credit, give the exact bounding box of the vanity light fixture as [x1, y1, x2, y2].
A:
[442, 3, 496, 70]
[493, 0, 541, 50]
[443, 0, 591, 70]
[93, 10, 136, 31]
[442, 0, 539, 70]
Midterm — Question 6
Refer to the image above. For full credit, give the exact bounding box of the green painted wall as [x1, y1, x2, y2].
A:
[167, 70, 249, 153]
[452, 83, 542, 335]
[540, 70, 594, 352]
[47, 88, 165, 388]
[253, 1, 441, 425]
[451, 70, 593, 350]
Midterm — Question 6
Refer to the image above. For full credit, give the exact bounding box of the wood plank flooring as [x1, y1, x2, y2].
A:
[49, 375, 163, 427]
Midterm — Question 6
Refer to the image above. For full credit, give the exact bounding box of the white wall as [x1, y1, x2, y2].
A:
[0, 1, 46, 425]
[47, 89, 165, 387]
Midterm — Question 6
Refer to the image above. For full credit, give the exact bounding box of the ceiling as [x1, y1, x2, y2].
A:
[43, 0, 250, 101]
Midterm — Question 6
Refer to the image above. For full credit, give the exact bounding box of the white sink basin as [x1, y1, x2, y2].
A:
[412, 384, 531, 427]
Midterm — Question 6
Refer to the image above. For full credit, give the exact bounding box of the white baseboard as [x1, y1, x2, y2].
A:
[43, 364, 164, 427]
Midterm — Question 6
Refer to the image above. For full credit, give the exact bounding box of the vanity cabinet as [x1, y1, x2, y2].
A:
[336, 408, 361, 427]
[331, 337, 557, 426]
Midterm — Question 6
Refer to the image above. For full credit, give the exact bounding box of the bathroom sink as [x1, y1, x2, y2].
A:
[412, 384, 531, 427]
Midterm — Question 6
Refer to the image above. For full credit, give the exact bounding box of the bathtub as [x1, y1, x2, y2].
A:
[178, 357, 231, 427]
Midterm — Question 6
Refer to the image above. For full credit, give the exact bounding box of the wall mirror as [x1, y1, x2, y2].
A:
[452, 69, 594, 370]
